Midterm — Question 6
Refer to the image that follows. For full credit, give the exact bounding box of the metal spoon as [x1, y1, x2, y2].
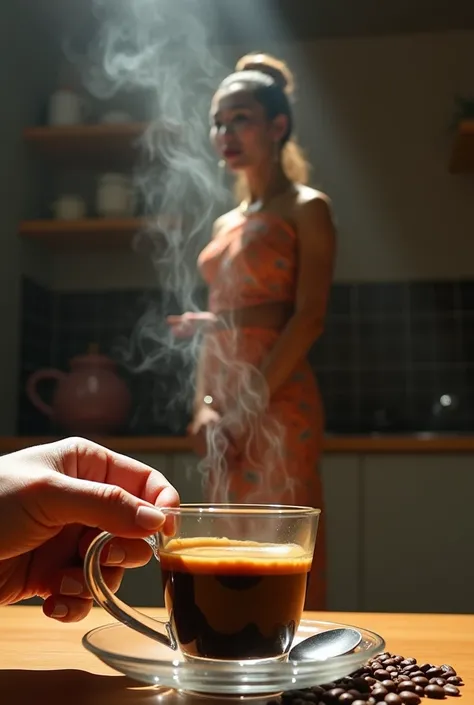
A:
[289, 627, 362, 661]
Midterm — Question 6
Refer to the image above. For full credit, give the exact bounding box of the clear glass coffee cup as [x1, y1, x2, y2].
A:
[84, 504, 320, 663]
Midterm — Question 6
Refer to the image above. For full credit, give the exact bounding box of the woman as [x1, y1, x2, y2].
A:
[168, 53, 336, 609]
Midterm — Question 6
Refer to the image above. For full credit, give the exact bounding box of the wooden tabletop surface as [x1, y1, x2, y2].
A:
[1, 607, 472, 705]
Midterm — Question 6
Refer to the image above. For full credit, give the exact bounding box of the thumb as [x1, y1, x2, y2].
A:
[35, 474, 166, 538]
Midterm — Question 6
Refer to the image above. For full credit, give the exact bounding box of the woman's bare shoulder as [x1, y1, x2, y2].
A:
[212, 208, 241, 237]
[294, 185, 331, 208]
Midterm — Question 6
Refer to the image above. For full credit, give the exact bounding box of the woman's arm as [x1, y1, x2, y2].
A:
[193, 331, 210, 414]
[191, 214, 226, 414]
[259, 195, 336, 397]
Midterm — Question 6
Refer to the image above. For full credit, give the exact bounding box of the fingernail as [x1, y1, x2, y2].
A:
[51, 603, 68, 619]
[106, 544, 126, 565]
[60, 576, 83, 596]
[136, 505, 164, 531]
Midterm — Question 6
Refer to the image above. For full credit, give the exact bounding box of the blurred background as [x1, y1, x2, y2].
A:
[3, 0, 474, 614]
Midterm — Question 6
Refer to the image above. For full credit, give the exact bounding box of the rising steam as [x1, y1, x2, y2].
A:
[69, 0, 296, 504]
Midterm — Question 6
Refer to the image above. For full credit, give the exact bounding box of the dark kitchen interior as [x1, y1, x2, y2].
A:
[2, 0, 474, 615]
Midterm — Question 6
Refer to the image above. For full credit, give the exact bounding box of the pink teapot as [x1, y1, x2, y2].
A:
[26, 344, 131, 435]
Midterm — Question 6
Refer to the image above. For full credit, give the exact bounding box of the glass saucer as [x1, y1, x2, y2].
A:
[83, 618, 385, 696]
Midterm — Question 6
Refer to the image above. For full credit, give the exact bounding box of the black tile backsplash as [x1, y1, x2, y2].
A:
[19, 279, 54, 434]
[19, 278, 474, 436]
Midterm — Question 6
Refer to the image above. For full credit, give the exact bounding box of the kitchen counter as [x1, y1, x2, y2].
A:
[1, 606, 473, 705]
[3, 433, 474, 454]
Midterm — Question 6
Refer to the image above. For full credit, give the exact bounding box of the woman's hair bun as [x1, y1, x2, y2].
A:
[235, 52, 294, 96]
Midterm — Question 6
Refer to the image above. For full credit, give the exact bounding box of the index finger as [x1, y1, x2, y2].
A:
[43, 438, 180, 511]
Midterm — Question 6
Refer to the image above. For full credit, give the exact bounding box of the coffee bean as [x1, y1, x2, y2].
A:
[402, 666, 417, 675]
[410, 676, 428, 687]
[371, 663, 383, 671]
[348, 690, 365, 699]
[440, 670, 455, 680]
[398, 692, 421, 705]
[385, 695, 402, 705]
[429, 678, 446, 687]
[386, 667, 398, 674]
[330, 688, 347, 698]
[384, 660, 397, 667]
[372, 688, 389, 701]
[446, 677, 463, 686]
[420, 664, 433, 673]
[443, 685, 460, 697]
[397, 681, 416, 693]
[424, 685, 446, 699]
[401, 659, 417, 667]
[284, 692, 308, 700]
[381, 681, 397, 692]
[339, 694, 356, 704]
[323, 688, 346, 702]
[414, 686, 425, 696]
[392, 656, 405, 663]
[408, 672, 426, 680]
[441, 665, 456, 677]
[374, 671, 391, 681]
[352, 678, 371, 693]
[365, 678, 377, 686]
[339, 678, 353, 687]
[311, 686, 325, 696]
[353, 701, 369, 705]
[426, 668, 443, 678]
[367, 699, 377, 705]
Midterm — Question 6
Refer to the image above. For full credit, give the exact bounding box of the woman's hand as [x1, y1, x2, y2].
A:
[187, 405, 222, 457]
[0, 437, 179, 622]
[166, 312, 217, 339]
[188, 405, 242, 462]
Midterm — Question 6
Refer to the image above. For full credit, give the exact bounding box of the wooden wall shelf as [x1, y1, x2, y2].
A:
[449, 120, 474, 173]
[23, 123, 149, 169]
[19, 217, 150, 248]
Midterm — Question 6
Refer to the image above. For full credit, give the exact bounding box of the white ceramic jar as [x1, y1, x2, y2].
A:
[48, 89, 82, 126]
[52, 195, 86, 220]
[96, 173, 134, 217]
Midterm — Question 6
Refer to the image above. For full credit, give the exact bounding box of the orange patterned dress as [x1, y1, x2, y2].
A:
[197, 211, 327, 610]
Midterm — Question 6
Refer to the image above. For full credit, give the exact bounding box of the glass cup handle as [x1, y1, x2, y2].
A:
[84, 530, 177, 649]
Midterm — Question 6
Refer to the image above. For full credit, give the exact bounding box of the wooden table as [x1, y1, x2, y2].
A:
[1, 607, 472, 705]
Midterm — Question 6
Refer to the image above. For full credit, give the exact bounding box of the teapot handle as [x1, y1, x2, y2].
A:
[26, 369, 66, 417]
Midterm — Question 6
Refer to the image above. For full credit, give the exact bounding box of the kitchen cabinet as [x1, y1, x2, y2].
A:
[361, 453, 474, 613]
[321, 454, 362, 611]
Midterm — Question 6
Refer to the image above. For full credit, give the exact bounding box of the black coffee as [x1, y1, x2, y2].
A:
[160, 537, 311, 661]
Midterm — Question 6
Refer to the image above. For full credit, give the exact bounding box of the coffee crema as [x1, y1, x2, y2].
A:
[160, 537, 312, 661]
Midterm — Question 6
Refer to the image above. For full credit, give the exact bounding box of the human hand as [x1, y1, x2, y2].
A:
[187, 405, 222, 457]
[0, 437, 179, 622]
[166, 312, 217, 338]
[188, 405, 243, 462]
